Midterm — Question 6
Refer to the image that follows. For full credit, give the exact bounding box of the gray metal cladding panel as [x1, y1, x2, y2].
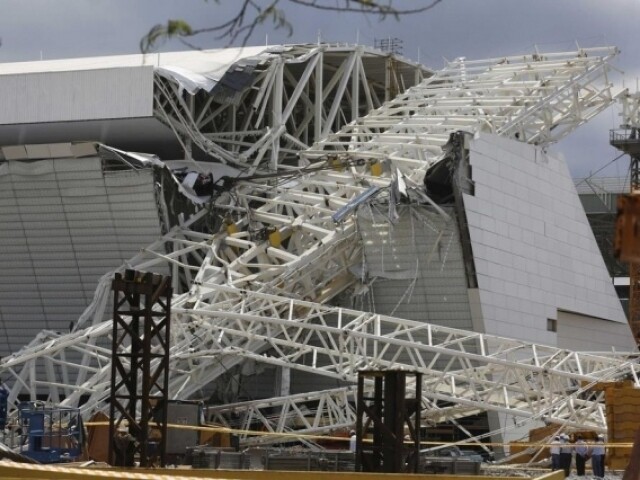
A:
[105, 193, 157, 205]
[0, 289, 84, 302]
[62, 203, 116, 214]
[356, 205, 476, 368]
[52, 157, 102, 172]
[104, 172, 158, 185]
[10, 185, 63, 196]
[0, 155, 162, 356]
[0, 187, 18, 198]
[358, 205, 473, 325]
[0, 67, 153, 125]
[3, 333, 37, 344]
[0, 229, 31, 239]
[59, 186, 110, 197]
[18, 236, 77, 245]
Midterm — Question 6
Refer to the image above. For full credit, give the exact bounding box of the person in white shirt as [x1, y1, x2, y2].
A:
[574, 434, 589, 476]
[349, 430, 357, 453]
[591, 434, 606, 479]
[550, 435, 561, 471]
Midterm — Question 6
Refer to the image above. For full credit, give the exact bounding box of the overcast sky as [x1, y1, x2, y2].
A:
[1, 0, 639, 179]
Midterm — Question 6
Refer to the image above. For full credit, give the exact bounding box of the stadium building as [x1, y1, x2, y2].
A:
[0, 44, 637, 451]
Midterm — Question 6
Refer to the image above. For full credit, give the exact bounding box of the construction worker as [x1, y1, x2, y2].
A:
[559, 434, 573, 477]
[550, 435, 561, 471]
[574, 434, 589, 476]
[592, 434, 606, 479]
[113, 425, 137, 467]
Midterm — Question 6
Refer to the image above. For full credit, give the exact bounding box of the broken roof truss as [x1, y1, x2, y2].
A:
[154, 44, 427, 173]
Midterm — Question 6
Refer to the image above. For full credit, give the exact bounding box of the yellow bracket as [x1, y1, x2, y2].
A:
[370, 161, 383, 176]
[268, 229, 282, 248]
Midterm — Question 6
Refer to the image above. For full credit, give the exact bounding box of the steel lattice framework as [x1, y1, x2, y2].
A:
[3, 276, 640, 437]
[154, 44, 426, 173]
[303, 47, 622, 186]
[1, 46, 636, 449]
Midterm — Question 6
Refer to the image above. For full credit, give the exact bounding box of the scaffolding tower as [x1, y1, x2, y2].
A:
[109, 270, 172, 468]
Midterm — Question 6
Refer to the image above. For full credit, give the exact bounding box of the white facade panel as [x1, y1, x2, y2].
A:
[465, 133, 634, 350]
[557, 310, 634, 351]
[0, 67, 153, 125]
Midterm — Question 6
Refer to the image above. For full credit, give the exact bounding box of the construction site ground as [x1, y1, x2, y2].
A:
[0, 461, 628, 480]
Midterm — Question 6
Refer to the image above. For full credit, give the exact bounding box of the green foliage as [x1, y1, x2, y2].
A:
[140, 20, 193, 53]
[259, 5, 293, 37]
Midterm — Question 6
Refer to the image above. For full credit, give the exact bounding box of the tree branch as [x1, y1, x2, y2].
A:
[141, 0, 442, 53]
[289, 0, 442, 17]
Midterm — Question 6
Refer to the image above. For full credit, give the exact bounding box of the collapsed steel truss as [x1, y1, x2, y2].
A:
[3, 271, 640, 436]
[1, 46, 637, 448]
[154, 44, 427, 173]
[304, 46, 622, 186]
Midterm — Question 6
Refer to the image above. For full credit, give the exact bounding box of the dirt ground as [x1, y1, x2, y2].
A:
[481, 465, 624, 479]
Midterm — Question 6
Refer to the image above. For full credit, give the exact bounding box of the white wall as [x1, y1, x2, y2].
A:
[557, 310, 635, 351]
[465, 133, 631, 348]
[0, 67, 153, 125]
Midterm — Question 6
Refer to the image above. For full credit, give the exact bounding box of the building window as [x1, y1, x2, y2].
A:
[547, 318, 557, 332]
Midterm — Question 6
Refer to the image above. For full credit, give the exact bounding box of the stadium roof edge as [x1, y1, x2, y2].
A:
[0, 43, 430, 77]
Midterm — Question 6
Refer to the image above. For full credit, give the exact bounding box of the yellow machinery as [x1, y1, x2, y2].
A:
[591, 381, 640, 470]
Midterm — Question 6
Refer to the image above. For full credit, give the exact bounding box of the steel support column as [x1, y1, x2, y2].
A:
[356, 370, 422, 473]
[108, 269, 172, 468]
